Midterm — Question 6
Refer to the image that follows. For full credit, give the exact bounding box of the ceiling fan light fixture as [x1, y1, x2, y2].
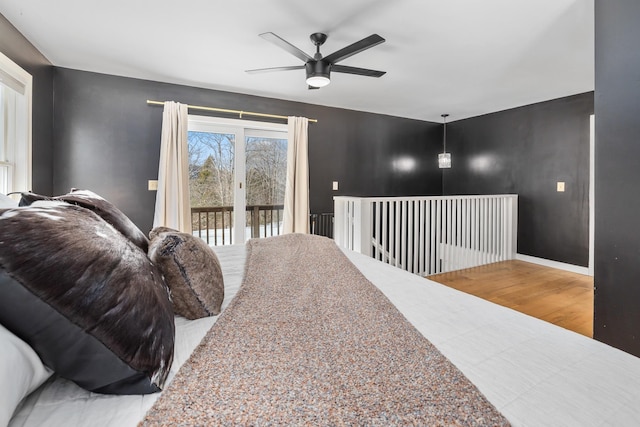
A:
[306, 75, 330, 87]
[305, 62, 331, 87]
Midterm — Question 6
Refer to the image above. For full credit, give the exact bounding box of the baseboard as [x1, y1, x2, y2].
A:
[515, 253, 591, 276]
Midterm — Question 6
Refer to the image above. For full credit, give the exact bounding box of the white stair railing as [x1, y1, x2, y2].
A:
[334, 195, 518, 276]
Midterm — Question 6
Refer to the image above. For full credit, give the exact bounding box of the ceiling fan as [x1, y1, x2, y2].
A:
[246, 32, 386, 89]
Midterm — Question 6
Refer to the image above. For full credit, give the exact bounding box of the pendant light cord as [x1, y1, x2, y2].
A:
[442, 113, 449, 152]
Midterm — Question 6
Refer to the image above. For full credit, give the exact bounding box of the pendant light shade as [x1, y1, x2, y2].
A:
[438, 152, 451, 168]
[438, 113, 451, 169]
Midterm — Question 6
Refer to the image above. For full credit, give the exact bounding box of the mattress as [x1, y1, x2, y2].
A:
[9, 243, 640, 426]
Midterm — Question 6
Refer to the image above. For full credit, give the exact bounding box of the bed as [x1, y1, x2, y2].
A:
[2, 192, 640, 426]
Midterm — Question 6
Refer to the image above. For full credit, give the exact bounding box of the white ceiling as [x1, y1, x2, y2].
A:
[0, 0, 594, 122]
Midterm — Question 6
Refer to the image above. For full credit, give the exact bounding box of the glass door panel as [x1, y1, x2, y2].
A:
[188, 130, 236, 245]
[244, 131, 287, 241]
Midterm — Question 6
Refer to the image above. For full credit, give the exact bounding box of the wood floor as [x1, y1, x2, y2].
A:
[428, 260, 594, 337]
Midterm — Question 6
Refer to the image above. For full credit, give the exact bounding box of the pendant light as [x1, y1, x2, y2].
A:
[438, 113, 451, 169]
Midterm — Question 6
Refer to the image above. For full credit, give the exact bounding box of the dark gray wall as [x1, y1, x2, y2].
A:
[594, 0, 640, 356]
[53, 65, 592, 267]
[444, 93, 593, 267]
[52, 68, 442, 234]
[0, 14, 54, 195]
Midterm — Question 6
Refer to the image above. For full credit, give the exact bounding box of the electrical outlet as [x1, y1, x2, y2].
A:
[148, 180, 158, 191]
[557, 181, 565, 192]
[332, 181, 339, 191]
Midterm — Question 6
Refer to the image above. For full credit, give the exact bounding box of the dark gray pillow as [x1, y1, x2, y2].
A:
[20, 189, 149, 252]
[0, 202, 174, 394]
[149, 227, 225, 320]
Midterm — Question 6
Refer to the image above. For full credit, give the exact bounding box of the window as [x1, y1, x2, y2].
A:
[0, 51, 32, 195]
[188, 115, 288, 245]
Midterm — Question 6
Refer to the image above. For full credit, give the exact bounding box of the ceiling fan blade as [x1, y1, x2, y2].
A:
[332, 64, 386, 78]
[259, 32, 313, 63]
[323, 34, 385, 64]
[245, 65, 305, 74]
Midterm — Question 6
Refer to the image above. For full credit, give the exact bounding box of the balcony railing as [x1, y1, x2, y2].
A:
[310, 213, 334, 238]
[192, 204, 284, 246]
[192, 206, 336, 245]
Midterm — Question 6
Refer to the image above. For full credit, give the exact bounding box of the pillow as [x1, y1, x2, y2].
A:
[0, 324, 53, 427]
[19, 189, 149, 252]
[0, 202, 174, 394]
[0, 193, 18, 208]
[148, 227, 225, 320]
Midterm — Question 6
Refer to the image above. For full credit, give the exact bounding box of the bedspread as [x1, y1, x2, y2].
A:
[141, 234, 509, 426]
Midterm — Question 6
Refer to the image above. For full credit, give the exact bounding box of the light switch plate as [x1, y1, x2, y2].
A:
[332, 181, 339, 191]
[557, 181, 565, 192]
[148, 180, 158, 191]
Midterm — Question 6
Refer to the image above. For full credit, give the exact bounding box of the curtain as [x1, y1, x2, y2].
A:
[283, 116, 310, 234]
[152, 101, 191, 233]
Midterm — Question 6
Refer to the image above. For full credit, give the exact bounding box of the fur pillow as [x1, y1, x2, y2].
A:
[149, 227, 225, 320]
[20, 189, 149, 252]
[0, 202, 174, 394]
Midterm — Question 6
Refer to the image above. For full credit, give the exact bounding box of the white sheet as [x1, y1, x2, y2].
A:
[345, 248, 640, 426]
[9, 243, 640, 426]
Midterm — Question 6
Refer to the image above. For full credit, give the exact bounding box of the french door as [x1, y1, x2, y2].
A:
[187, 115, 288, 245]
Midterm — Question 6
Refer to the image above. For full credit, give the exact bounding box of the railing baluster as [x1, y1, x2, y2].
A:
[253, 206, 259, 238]
[381, 201, 388, 264]
[224, 209, 228, 245]
[413, 200, 420, 274]
[406, 201, 412, 273]
[395, 201, 401, 268]
[270, 208, 274, 237]
[214, 212, 218, 246]
[229, 208, 233, 244]
[436, 199, 441, 274]
[491, 197, 497, 262]
[455, 199, 461, 270]
[388, 202, 393, 264]
[471, 198, 477, 268]
[446, 199, 452, 272]
[429, 200, 435, 275]
[374, 201, 380, 260]
[462, 198, 468, 269]
[482, 197, 488, 266]
[418, 200, 424, 275]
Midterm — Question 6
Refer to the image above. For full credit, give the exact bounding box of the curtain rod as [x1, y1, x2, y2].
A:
[146, 100, 317, 123]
